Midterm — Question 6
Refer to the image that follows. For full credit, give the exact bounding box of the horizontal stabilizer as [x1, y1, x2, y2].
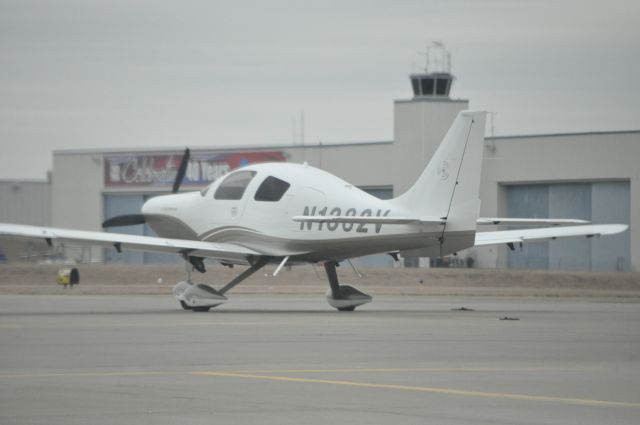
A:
[475, 224, 628, 246]
[292, 216, 446, 225]
[477, 218, 590, 226]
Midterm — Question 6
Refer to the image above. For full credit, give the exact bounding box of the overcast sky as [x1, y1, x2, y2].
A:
[1, 0, 638, 179]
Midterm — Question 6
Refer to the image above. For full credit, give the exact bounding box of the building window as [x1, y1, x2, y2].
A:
[359, 186, 393, 200]
[214, 171, 256, 200]
[254, 176, 291, 202]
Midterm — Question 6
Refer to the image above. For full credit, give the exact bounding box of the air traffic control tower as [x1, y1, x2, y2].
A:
[392, 53, 469, 196]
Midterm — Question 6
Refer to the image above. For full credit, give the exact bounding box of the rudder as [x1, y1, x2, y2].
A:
[393, 111, 485, 219]
[392, 110, 486, 255]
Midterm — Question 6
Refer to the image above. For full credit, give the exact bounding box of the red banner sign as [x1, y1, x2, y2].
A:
[105, 151, 286, 188]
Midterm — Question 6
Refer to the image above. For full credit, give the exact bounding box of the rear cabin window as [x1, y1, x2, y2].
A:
[214, 171, 256, 200]
[254, 176, 291, 202]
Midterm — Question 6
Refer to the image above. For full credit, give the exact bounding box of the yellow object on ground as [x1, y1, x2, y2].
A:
[56, 268, 79, 287]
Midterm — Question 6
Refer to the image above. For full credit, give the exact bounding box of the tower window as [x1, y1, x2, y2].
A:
[411, 78, 420, 96]
[421, 78, 434, 95]
[436, 78, 448, 95]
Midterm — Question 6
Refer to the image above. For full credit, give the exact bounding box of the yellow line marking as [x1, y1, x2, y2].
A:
[192, 371, 640, 408]
[0, 371, 185, 379]
[222, 367, 556, 374]
[0, 367, 554, 379]
[3, 366, 639, 408]
[0, 321, 292, 329]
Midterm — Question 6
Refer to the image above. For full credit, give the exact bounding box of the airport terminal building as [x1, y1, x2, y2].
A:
[3, 71, 638, 271]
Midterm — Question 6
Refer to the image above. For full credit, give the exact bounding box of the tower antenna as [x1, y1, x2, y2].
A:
[300, 111, 305, 146]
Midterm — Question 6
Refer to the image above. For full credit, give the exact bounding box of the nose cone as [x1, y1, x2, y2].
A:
[141, 193, 198, 240]
[141, 196, 159, 216]
[142, 194, 181, 216]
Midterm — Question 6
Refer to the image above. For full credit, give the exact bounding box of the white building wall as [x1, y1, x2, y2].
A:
[286, 142, 394, 189]
[473, 131, 640, 271]
[0, 179, 51, 261]
[49, 128, 638, 270]
[52, 152, 104, 261]
[0, 180, 51, 226]
[392, 98, 469, 195]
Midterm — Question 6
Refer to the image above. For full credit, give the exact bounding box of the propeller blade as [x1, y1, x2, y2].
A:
[172, 148, 190, 193]
[102, 214, 146, 228]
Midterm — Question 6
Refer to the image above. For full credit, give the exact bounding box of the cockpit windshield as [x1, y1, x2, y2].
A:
[200, 182, 214, 197]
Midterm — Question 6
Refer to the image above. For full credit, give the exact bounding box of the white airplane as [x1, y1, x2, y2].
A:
[0, 111, 628, 311]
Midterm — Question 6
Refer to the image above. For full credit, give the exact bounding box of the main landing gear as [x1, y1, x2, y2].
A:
[323, 261, 372, 311]
[173, 256, 371, 312]
[173, 257, 268, 312]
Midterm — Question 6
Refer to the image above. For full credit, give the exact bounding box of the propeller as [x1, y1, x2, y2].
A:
[103, 148, 190, 229]
[102, 214, 146, 228]
[172, 148, 190, 194]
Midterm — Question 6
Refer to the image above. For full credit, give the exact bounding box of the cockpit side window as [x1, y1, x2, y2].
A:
[214, 171, 257, 200]
[254, 176, 291, 202]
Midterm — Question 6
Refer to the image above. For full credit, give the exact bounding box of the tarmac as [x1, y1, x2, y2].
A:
[1, 294, 639, 425]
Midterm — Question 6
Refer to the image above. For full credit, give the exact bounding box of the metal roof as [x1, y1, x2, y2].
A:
[52, 129, 640, 156]
[53, 140, 393, 156]
[486, 129, 640, 141]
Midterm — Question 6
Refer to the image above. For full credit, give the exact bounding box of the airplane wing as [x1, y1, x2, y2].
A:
[475, 224, 628, 246]
[477, 218, 590, 226]
[292, 216, 446, 225]
[0, 223, 262, 264]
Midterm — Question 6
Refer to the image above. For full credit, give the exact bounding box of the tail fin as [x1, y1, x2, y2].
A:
[393, 110, 486, 253]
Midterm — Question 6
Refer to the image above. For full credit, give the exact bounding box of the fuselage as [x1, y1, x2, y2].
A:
[141, 163, 450, 261]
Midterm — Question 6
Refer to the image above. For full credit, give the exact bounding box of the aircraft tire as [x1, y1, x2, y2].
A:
[337, 306, 356, 312]
[191, 306, 211, 312]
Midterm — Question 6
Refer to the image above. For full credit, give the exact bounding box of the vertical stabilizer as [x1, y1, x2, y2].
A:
[393, 110, 486, 255]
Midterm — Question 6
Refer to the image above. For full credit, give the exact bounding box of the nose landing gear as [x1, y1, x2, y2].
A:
[174, 256, 269, 312]
[173, 281, 227, 311]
